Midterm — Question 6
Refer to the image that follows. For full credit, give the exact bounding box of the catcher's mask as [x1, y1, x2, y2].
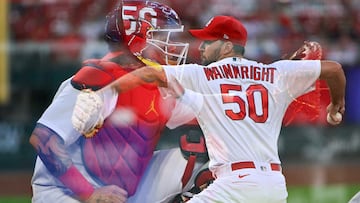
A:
[105, 0, 189, 65]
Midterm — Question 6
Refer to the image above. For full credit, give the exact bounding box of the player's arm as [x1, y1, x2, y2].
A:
[29, 123, 94, 201]
[72, 65, 193, 137]
[109, 66, 168, 93]
[108, 65, 190, 101]
[29, 123, 127, 203]
[29, 124, 72, 176]
[71, 66, 168, 136]
[319, 60, 346, 120]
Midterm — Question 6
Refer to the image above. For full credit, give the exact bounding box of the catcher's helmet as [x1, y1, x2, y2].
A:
[105, 0, 188, 65]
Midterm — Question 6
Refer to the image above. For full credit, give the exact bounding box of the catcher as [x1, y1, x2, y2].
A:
[29, 1, 208, 203]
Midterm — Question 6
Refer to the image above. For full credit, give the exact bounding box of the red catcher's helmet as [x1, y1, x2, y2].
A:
[105, 1, 188, 65]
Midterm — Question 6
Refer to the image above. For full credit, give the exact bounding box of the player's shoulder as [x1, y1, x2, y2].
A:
[71, 58, 127, 91]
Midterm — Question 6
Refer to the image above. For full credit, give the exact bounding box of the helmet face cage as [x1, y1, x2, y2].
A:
[120, 0, 189, 65]
[146, 26, 189, 65]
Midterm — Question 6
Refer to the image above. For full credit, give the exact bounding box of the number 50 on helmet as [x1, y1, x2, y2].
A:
[104, 0, 189, 65]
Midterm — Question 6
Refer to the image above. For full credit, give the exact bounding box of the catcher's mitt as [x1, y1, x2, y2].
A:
[287, 41, 322, 60]
[72, 89, 104, 138]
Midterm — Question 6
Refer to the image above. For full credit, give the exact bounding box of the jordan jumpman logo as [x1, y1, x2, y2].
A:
[145, 95, 159, 116]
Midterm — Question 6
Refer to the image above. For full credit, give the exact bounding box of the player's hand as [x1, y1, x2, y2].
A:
[72, 89, 104, 138]
[326, 102, 345, 125]
[285, 41, 323, 60]
[85, 185, 128, 203]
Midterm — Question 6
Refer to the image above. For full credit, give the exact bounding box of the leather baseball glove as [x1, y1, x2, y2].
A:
[282, 40, 325, 126]
[286, 41, 323, 60]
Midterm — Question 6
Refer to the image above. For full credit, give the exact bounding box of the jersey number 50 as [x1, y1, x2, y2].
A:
[220, 84, 269, 123]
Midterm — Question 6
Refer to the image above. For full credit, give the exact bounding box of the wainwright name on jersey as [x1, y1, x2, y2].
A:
[163, 57, 320, 170]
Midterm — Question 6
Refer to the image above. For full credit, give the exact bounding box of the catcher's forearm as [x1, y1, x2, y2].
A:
[109, 66, 167, 93]
[30, 123, 72, 176]
[30, 123, 94, 200]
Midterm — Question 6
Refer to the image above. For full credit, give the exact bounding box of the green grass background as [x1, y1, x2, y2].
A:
[287, 184, 359, 203]
[1, 184, 358, 203]
[0, 196, 30, 203]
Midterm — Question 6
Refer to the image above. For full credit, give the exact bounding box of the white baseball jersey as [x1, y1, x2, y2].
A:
[163, 57, 321, 170]
[32, 77, 198, 203]
[32, 77, 118, 203]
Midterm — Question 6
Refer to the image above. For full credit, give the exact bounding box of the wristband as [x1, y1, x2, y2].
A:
[58, 165, 94, 200]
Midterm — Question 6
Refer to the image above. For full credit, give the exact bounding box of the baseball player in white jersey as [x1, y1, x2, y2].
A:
[30, 1, 210, 202]
[73, 15, 346, 202]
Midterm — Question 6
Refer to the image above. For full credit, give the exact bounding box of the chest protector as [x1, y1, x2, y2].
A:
[75, 52, 175, 196]
[71, 52, 138, 91]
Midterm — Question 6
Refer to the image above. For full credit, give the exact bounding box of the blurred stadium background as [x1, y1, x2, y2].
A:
[1, 0, 360, 202]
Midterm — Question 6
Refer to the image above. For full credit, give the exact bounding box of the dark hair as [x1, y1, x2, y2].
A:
[233, 44, 245, 55]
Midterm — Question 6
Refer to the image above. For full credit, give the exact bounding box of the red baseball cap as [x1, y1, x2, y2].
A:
[189, 15, 247, 47]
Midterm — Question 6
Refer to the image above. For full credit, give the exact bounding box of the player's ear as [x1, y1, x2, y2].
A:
[222, 41, 234, 54]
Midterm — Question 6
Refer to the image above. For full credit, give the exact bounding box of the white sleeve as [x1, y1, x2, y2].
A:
[162, 65, 204, 129]
[165, 99, 196, 129]
[179, 88, 204, 115]
[165, 88, 204, 129]
[274, 60, 321, 99]
[38, 79, 118, 145]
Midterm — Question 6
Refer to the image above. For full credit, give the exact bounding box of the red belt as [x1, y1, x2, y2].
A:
[231, 161, 281, 171]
